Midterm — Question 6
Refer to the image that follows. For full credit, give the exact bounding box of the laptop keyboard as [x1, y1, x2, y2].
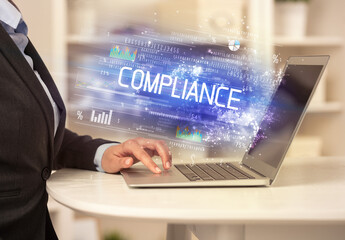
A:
[175, 163, 255, 181]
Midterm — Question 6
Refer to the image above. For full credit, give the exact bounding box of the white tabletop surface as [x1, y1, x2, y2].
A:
[47, 157, 345, 224]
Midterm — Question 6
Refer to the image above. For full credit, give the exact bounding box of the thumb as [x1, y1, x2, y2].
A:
[120, 157, 134, 169]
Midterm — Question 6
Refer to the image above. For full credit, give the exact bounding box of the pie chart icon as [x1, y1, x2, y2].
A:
[228, 40, 240, 51]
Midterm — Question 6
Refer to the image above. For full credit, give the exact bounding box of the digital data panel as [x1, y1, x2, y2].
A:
[68, 4, 282, 162]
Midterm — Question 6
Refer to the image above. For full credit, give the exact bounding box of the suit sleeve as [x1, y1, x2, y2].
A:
[53, 128, 118, 171]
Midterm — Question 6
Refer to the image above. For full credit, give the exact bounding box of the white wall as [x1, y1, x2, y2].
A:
[297, 0, 345, 156]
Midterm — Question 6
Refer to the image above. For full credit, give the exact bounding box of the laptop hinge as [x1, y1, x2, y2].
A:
[241, 163, 266, 178]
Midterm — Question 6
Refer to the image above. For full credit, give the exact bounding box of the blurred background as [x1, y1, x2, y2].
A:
[13, 0, 345, 239]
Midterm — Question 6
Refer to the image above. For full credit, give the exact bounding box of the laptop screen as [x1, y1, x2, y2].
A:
[243, 56, 328, 180]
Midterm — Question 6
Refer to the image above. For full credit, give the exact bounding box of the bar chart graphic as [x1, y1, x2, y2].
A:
[176, 126, 202, 143]
[90, 110, 113, 125]
[109, 45, 137, 61]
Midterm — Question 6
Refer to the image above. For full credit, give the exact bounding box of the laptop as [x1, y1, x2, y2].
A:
[121, 55, 329, 187]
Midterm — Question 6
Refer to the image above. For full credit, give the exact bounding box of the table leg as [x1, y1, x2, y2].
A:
[190, 224, 245, 240]
[166, 224, 192, 240]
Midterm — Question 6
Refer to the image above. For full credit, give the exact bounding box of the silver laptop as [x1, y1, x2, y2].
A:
[121, 55, 329, 187]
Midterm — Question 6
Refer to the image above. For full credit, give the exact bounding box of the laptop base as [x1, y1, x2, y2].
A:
[121, 162, 270, 188]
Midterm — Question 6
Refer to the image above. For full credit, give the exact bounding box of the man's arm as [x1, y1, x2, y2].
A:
[54, 129, 172, 173]
[53, 129, 116, 170]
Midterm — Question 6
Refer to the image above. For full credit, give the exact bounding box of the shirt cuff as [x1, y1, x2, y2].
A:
[94, 143, 119, 172]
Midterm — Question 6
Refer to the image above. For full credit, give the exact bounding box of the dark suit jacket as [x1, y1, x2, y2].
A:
[0, 24, 113, 239]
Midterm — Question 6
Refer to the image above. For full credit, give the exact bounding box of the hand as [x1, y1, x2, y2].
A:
[101, 137, 172, 174]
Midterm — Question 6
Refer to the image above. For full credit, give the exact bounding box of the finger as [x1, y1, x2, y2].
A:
[146, 139, 172, 169]
[122, 140, 161, 174]
[136, 139, 172, 170]
[121, 157, 134, 169]
[154, 141, 171, 170]
[144, 148, 156, 157]
[161, 141, 172, 163]
[143, 149, 165, 165]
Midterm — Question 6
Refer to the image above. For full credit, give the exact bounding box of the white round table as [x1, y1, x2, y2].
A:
[47, 157, 345, 240]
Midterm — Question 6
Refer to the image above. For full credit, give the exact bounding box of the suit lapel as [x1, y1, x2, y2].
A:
[0, 24, 56, 159]
[24, 41, 67, 155]
[24, 41, 66, 112]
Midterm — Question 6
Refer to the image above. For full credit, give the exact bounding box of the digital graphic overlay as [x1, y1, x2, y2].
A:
[68, 9, 282, 161]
